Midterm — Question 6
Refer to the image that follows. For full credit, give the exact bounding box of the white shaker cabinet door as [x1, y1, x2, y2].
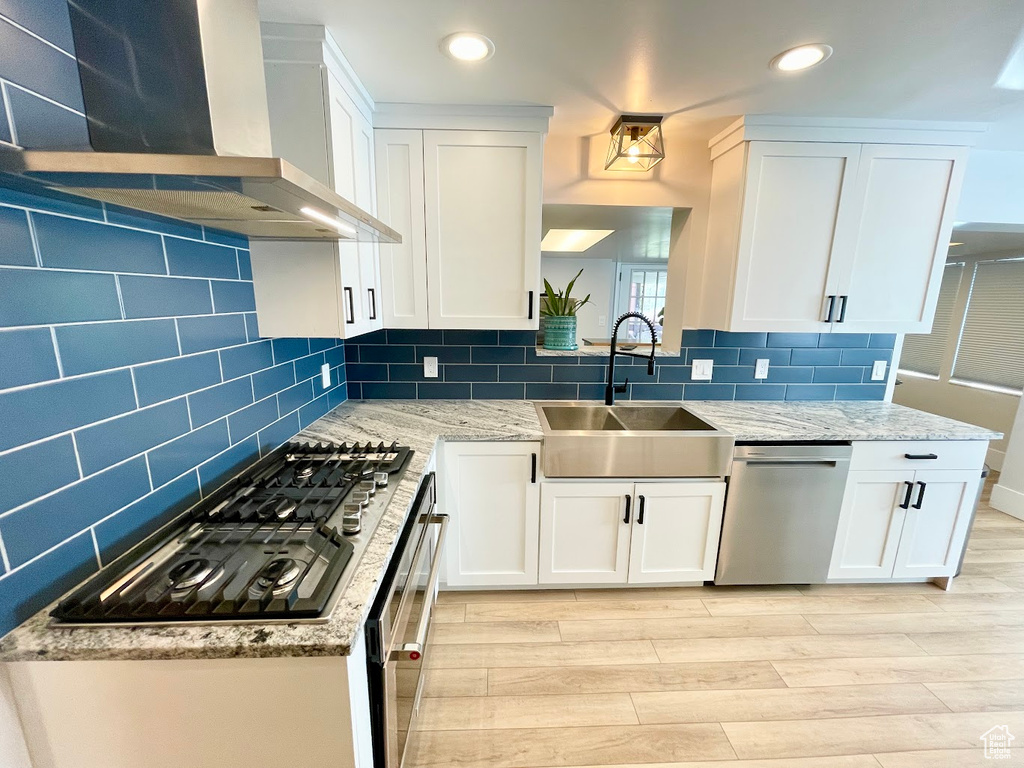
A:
[729, 141, 861, 333]
[834, 144, 967, 334]
[628, 481, 726, 584]
[423, 130, 542, 330]
[441, 442, 541, 587]
[374, 129, 429, 329]
[829, 470, 915, 580]
[892, 469, 981, 579]
[539, 482, 634, 585]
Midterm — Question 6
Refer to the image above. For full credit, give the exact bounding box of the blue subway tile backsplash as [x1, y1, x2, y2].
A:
[0, 2, 348, 636]
[343, 330, 895, 403]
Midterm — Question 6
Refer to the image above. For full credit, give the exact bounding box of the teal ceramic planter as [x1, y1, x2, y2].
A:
[543, 315, 578, 351]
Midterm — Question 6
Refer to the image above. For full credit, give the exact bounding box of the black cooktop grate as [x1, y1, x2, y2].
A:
[51, 440, 411, 624]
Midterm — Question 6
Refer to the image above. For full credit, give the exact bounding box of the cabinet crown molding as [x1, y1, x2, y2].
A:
[373, 103, 553, 133]
[710, 115, 989, 159]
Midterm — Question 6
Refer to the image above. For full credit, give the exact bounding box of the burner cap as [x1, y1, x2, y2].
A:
[257, 498, 297, 520]
[295, 463, 315, 480]
[168, 558, 221, 591]
[255, 558, 304, 595]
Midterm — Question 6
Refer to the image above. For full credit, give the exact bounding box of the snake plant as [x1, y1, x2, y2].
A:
[541, 268, 592, 317]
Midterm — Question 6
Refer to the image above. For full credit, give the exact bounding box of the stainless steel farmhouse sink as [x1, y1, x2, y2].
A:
[535, 402, 735, 478]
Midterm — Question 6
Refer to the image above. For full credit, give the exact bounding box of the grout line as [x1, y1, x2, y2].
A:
[69, 432, 84, 478]
[0, 78, 85, 117]
[173, 318, 183, 356]
[143, 454, 154, 491]
[0, 81, 17, 146]
[160, 236, 170, 275]
[90, 528, 102, 568]
[113, 275, 126, 319]
[208, 280, 217, 313]
[0, 13, 76, 57]
[0, 529, 10, 572]
[48, 326, 64, 377]
[128, 367, 139, 408]
[24, 210, 42, 267]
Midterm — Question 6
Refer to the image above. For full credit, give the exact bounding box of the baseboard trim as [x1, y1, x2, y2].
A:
[991, 483, 1024, 521]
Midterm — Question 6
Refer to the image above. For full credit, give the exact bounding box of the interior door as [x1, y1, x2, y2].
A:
[829, 470, 914, 580]
[833, 144, 968, 334]
[539, 482, 633, 585]
[423, 130, 541, 330]
[628, 481, 726, 584]
[892, 469, 981, 578]
[375, 129, 429, 328]
[730, 141, 862, 333]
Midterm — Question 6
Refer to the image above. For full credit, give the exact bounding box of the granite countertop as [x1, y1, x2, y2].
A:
[0, 398, 998, 663]
[681, 401, 1002, 442]
[0, 401, 541, 663]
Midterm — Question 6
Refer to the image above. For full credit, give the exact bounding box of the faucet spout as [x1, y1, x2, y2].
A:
[604, 312, 659, 406]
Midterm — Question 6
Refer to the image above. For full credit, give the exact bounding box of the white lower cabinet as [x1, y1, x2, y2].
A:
[539, 480, 727, 586]
[628, 482, 727, 584]
[830, 462, 982, 581]
[539, 482, 633, 584]
[440, 442, 540, 587]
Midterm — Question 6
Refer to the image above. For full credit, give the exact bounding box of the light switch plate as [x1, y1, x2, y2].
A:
[754, 359, 770, 379]
[871, 360, 888, 381]
[598, 315, 607, 327]
[424, 356, 439, 378]
[691, 359, 714, 381]
[321, 363, 331, 388]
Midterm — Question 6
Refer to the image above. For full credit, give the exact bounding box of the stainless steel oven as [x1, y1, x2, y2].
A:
[365, 472, 448, 768]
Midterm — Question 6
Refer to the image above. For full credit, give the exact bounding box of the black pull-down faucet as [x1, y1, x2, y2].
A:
[604, 312, 659, 405]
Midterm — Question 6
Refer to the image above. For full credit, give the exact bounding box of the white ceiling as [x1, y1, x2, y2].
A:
[950, 223, 1024, 256]
[541, 205, 676, 261]
[258, 0, 1024, 150]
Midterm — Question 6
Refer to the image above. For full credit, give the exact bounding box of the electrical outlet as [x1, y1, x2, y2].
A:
[424, 356, 439, 378]
[321, 363, 330, 388]
[871, 360, 888, 381]
[691, 359, 714, 381]
[598, 315, 607, 327]
[755, 359, 770, 379]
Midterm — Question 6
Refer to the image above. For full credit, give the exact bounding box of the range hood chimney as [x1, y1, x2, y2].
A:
[0, 0, 400, 243]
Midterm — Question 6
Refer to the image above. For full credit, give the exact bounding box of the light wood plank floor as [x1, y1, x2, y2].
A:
[408, 473, 1024, 767]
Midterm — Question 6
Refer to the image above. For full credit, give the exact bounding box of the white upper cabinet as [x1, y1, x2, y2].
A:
[374, 129, 429, 328]
[251, 25, 382, 339]
[374, 121, 546, 331]
[690, 117, 978, 335]
[423, 130, 542, 329]
[833, 144, 967, 334]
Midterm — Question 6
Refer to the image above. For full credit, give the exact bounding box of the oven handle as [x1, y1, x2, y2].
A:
[396, 513, 449, 662]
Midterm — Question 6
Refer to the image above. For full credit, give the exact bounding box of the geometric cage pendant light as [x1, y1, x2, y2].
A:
[605, 115, 665, 171]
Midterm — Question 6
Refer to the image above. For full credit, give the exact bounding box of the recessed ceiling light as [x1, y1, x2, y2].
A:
[770, 44, 833, 72]
[441, 32, 495, 62]
[541, 229, 615, 252]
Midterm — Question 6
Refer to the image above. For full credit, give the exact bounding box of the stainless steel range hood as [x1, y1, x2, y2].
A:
[0, 0, 399, 244]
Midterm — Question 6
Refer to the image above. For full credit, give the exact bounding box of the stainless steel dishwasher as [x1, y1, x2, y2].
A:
[715, 443, 852, 585]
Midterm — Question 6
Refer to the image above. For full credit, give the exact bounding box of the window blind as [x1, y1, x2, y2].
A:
[953, 258, 1024, 391]
[900, 263, 963, 377]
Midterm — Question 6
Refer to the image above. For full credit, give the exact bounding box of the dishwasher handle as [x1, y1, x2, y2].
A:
[735, 458, 840, 468]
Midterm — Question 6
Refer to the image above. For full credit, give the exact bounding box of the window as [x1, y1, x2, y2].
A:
[952, 258, 1024, 393]
[900, 263, 963, 378]
[623, 267, 667, 341]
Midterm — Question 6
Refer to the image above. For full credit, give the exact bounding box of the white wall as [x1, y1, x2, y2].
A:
[993, 397, 1024, 519]
[541, 256, 616, 344]
[0, 665, 31, 768]
[957, 150, 1024, 225]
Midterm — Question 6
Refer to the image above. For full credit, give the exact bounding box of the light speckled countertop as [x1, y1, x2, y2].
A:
[0, 398, 998, 662]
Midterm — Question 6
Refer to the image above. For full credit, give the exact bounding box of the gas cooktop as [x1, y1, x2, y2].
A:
[52, 440, 412, 626]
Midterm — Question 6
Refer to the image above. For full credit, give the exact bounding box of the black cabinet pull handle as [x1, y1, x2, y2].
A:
[905, 453, 938, 460]
[912, 481, 927, 510]
[837, 295, 848, 323]
[343, 287, 355, 324]
[899, 481, 914, 510]
[368, 288, 377, 320]
[528, 290, 534, 320]
[530, 453, 537, 484]
[824, 295, 836, 323]
[623, 495, 631, 524]
[637, 495, 646, 525]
